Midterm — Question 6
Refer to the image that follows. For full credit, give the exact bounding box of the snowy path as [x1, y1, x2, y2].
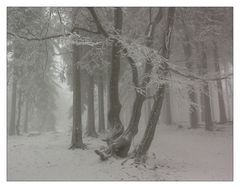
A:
[7, 125, 233, 181]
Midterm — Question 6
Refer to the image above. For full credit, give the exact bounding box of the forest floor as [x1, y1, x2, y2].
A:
[7, 123, 233, 181]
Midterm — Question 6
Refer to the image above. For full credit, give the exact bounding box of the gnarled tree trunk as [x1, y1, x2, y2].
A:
[95, 8, 164, 160]
[134, 8, 175, 162]
[134, 86, 165, 162]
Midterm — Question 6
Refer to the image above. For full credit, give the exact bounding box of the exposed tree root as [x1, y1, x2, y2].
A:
[94, 150, 111, 161]
[95, 135, 132, 160]
[103, 124, 124, 145]
[121, 154, 135, 166]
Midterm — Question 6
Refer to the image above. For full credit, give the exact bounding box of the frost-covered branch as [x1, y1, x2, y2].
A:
[7, 31, 71, 41]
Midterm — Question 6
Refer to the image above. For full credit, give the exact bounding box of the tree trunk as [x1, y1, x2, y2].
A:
[86, 73, 97, 137]
[70, 43, 84, 149]
[188, 87, 198, 128]
[194, 41, 205, 123]
[23, 100, 29, 133]
[224, 63, 232, 121]
[107, 8, 124, 140]
[201, 43, 213, 131]
[16, 89, 22, 135]
[96, 92, 146, 159]
[102, 9, 162, 153]
[162, 7, 176, 126]
[134, 8, 175, 162]
[95, 8, 164, 160]
[182, 24, 198, 128]
[145, 88, 152, 124]
[106, 67, 111, 130]
[9, 71, 17, 136]
[165, 90, 172, 125]
[213, 41, 227, 123]
[203, 82, 213, 131]
[98, 73, 105, 134]
[134, 86, 165, 162]
[200, 92, 205, 122]
[70, 8, 85, 149]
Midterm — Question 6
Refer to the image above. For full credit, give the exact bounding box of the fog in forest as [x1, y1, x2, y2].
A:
[7, 7, 233, 181]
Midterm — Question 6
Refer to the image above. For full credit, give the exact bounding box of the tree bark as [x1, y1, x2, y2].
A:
[86, 73, 97, 137]
[134, 8, 175, 162]
[213, 40, 227, 123]
[16, 89, 22, 135]
[163, 7, 176, 126]
[95, 8, 164, 159]
[70, 8, 85, 149]
[165, 90, 172, 125]
[106, 8, 164, 153]
[96, 92, 146, 159]
[182, 23, 198, 128]
[200, 43, 213, 131]
[145, 89, 152, 124]
[70, 43, 84, 149]
[23, 100, 29, 133]
[98, 73, 105, 134]
[134, 86, 165, 162]
[107, 7, 124, 140]
[9, 69, 17, 136]
[106, 66, 111, 130]
[194, 41, 205, 123]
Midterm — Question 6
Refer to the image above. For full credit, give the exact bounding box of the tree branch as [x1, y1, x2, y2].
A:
[127, 56, 139, 87]
[207, 73, 233, 81]
[8, 24, 100, 42]
[87, 8, 109, 38]
[72, 27, 100, 34]
[8, 8, 107, 41]
[7, 31, 70, 41]
[169, 66, 232, 82]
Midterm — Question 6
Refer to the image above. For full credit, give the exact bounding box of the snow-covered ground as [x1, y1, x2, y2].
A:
[7, 124, 233, 181]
